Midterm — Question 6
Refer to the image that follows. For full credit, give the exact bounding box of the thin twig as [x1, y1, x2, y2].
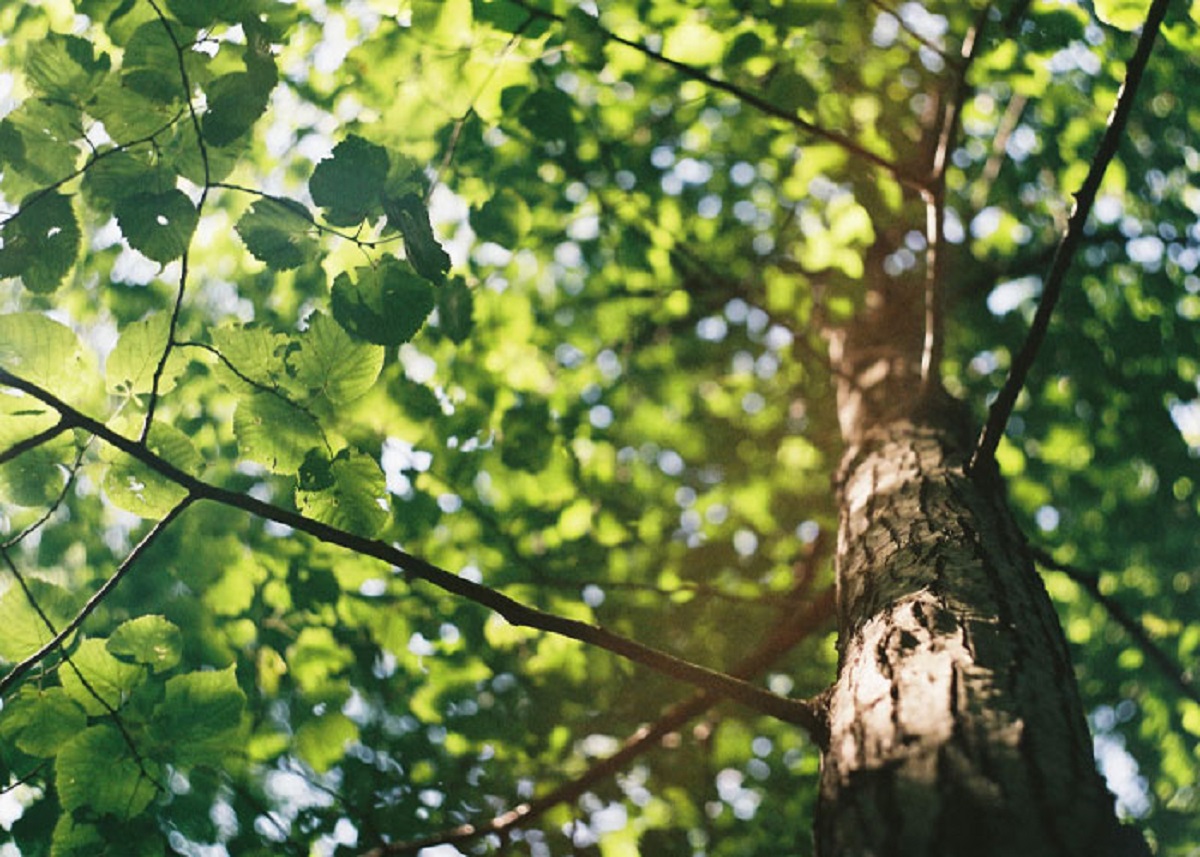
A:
[141, 0, 215, 442]
[0, 420, 67, 467]
[507, 0, 918, 189]
[868, 0, 958, 66]
[1032, 548, 1198, 706]
[0, 368, 826, 737]
[921, 3, 989, 389]
[968, 0, 1170, 472]
[365, 586, 836, 856]
[0, 499, 192, 698]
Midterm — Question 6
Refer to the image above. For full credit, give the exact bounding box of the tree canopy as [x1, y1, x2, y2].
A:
[0, 0, 1197, 854]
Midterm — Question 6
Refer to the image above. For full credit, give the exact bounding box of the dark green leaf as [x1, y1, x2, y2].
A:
[0, 192, 80, 293]
[330, 260, 436, 346]
[517, 89, 576, 146]
[235, 197, 320, 270]
[202, 71, 275, 147]
[115, 189, 199, 263]
[26, 34, 110, 100]
[501, 400, 555, 472]
[82, 148, 174, 215]
[383, 192, 451, 283]
[309, 135, 390, 226]
[437, 276, 474, 344]
[470, 188, 531, 247]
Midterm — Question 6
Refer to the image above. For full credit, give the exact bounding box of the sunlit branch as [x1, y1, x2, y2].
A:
[507, 0, 917, 189]
[968, 0, 1170, 473]
[0, 498, 192, 699]
[921, 4, 989, 390]
[0, 420, 67, 467]
[1032, 548, 1199, 707]
[0, 369, 827, 739]
[368, 586, 837, 856]
[867, 0, 959, 66]
[972, 92, 1028, 210]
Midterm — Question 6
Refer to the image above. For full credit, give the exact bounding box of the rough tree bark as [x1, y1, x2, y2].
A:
[815, 261, 1148, 857]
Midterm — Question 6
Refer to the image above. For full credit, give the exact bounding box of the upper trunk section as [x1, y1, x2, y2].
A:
[816, 251, 1141, 856]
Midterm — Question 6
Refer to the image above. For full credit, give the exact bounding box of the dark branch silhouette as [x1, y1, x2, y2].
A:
[969, 0, 1171, 472]
[366, 587, 836, 856]
[1032, 548, 1198, 707]
[0, 368, 827, 740]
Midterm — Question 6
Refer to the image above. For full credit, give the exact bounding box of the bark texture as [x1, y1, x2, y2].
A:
[816, 272, 1143, 856]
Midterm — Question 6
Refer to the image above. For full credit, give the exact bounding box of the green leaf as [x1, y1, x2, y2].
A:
[121, 21, 189, 104]
[0, 688, 88, 757]
[470, 188, 531, 248]
[105, 313, 189, 398]
[102, 420, 201, 519]
[0, 313, 99, 410]
[107, 615, 183, 673]
[152, 666, 246, 764]
[517, 89, 577, 146]
[233, 393, 325, 473]
[88, 77, 181, 140]
[211, 324, 291, 391]
[234, 197, 320, 270]
[0, 100, 80, 188]
[295, 712, 358, 773]
[309, 135, 390, 226]
[82, 148, 174, 215]
[295, 448, 389, 537]
[1094, 0, 1152, 30]
[115, 189, 199, 264]
[437, 276, 474, 344]
[663, 20, 725, 66]
[202, 71, 274, 147]
[56, 724, 159, 818]
[60, 638, 146, 716]
[290, 311, 385, 404]
[0, 192, 81, 293]
[330, 260, 436, 346]
[563, 8, 606, 69]
[26, 34, 110, 100]
[383, 193, 452, 283]
[0, 579, 77, 663]
[501, 400, 555, 472]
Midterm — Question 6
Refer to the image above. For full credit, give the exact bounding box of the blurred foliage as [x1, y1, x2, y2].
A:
[0, 0, 1197, 854]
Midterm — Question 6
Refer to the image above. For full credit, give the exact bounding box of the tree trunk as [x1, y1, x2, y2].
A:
[816, 269, 1144, 856]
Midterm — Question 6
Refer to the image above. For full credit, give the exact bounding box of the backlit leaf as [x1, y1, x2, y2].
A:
[56, 725, 159, 818]
[331, 260, 436, 346]
[0, 192, 80, 293]
[115, 189, 199, 264]
[107, 615, 183, 673]
[59, 638, 146, 716]
[106, 313, 190, 398]
[233, 393, 325, 473]
[235, 197, 320, 270]
[152, 666, 246, 764]
[290, 311, 385, 404]
[295, 447, 389, 537]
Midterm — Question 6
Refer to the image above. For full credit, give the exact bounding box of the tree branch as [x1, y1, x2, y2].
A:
[968, 0, 1170, 473]
[1032, 548, 1198, 707]
[366, 586, 836, 856]
[0, 419, 67, 467]
[0, 369, 826, 739]
[0, 499, 192, 699]
[508, 0, 917, 189]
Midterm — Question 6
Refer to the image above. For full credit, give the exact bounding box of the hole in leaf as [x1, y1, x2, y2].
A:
[156, 215, 170, 226]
